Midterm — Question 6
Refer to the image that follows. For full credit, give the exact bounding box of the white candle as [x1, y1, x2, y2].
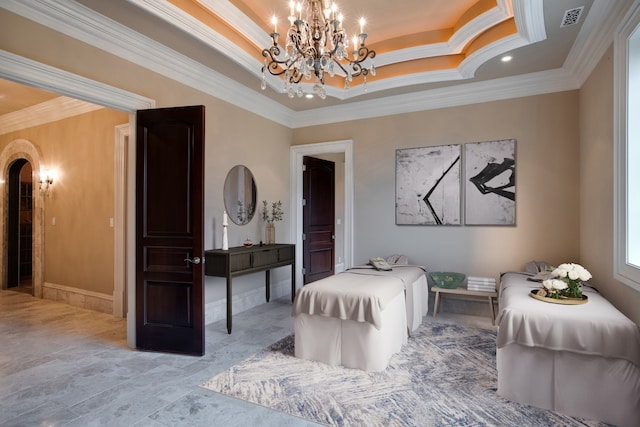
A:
[223, 210, 228, 226]
[359, 17, 365, 34]
[222, 227, 228, 250]
[271, 15, 277, 33]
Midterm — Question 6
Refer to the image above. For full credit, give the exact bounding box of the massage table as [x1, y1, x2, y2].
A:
[292, 265, 428, 371]
[496, 272, 640, 427]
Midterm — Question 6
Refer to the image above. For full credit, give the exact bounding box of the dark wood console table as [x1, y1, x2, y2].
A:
[204, 244, 296, 334]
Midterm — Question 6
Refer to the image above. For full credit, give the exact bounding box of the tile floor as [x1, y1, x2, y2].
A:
[0, 290, 494, 426]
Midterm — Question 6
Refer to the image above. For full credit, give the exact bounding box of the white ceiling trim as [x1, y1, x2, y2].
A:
[127, 0, 538, 101]
[0, 50, 154, 112]
[127, 0, 262, 74]
[0, 0, 628, 129]
[457, 32, 530, 79]
[564, 0, 631, 87]
[444, 0, 514, 54]
[195, 0, 268, 47]
[0, 0, 294, 127]
[314, 28, 538, 100]
[136, 0, 537, 100]
[0, 96, 103, 136]
[512, 0, 547, 42]
[290, 68, 581, 128]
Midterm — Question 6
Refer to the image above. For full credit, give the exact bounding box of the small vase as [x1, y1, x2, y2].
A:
[265, 222, 275, 245]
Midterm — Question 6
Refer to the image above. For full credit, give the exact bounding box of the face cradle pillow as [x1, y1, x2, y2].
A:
[370, 257, 392, 271]
[386, 254, 409, 265]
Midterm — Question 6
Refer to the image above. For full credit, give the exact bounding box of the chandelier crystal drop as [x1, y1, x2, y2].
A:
[261, 0, 376, 99]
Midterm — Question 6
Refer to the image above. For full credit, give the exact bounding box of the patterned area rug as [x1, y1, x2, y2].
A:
[201, 320, 608, 426]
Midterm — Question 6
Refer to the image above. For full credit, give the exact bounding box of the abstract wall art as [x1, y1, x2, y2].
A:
[396, 144, 461, 225]
[464, 139, 516, 225]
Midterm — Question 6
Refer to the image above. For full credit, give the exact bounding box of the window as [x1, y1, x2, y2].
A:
[614, 3, 640, 291]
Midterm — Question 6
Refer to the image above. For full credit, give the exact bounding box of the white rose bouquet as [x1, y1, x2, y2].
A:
[540, 263, 591, 299]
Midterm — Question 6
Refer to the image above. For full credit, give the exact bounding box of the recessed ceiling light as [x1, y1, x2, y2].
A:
[305, 94, 314, 99]
[501, 55, 512, 62]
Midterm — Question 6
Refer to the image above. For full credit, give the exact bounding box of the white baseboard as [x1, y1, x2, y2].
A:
[43, 282, 113, 314]
[204, 279, 291, 325]
[41, 279, 293, 323]
[335, 263, 345, 273]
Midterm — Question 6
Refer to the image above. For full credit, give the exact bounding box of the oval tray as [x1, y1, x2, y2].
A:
[530, 289, 588, 305]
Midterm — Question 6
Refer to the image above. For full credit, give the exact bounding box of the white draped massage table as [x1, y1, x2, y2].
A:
[292, 265, 428, 371]
[496, 272, 640, 427]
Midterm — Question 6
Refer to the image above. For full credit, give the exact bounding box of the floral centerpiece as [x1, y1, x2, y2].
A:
[539, 263, 592, 299]
[261, 200, 283, 244]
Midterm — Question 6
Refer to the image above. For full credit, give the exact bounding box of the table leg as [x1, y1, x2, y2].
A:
[433, 290, 441, 318]
[266, 270, 271, 302]
[226, 276, 232, 334]
[291, 262, 296, 302]
[489, 296, 496, 326]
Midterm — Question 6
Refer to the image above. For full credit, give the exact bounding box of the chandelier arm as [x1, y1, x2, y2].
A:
[349, 47, 376, 78]
[261, 48, 290, 77]
[289, 65, 305, 84]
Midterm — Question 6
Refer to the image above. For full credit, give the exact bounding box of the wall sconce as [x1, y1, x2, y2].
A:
[39, 170, 53, 194]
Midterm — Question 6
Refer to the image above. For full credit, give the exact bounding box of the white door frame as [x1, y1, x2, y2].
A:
[0, 50, 154, 348]
[290, 140, 354, 290]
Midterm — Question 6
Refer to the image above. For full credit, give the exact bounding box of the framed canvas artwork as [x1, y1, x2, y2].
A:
[396, 144, 461, 225]
[464, 139, 516, 225]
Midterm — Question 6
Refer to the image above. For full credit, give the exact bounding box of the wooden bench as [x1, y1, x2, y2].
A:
[431, 286, 498, 325]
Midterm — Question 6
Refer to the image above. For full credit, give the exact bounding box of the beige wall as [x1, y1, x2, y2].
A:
[0, 109, 128, 295]
[294, 92, 581, 281]
[580, 46, 640, 324]
[1, 9, 294, 304]
[3, 8, 640, 324]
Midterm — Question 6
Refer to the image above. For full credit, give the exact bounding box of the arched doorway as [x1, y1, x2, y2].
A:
[1, 139, 44, 298]
[7, 159, 33, 293]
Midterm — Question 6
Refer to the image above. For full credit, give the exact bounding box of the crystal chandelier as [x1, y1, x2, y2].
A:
[261, 0, 376, 99]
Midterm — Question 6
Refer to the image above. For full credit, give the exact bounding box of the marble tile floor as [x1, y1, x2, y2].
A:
[0, 290, 495, 427]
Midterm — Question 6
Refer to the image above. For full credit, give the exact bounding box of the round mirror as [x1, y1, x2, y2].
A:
[223, 165, 257, 225]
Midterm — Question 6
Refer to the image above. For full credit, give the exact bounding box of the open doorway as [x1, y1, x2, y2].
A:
[1, 51, 155, 347]
[290, 140, 354, 291]
[7, 159, 33, 294]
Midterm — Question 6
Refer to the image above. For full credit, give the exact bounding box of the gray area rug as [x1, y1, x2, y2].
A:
[201, 320, 609, 426]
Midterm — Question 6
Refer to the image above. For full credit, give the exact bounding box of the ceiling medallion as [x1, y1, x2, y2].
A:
[261, 0, 376, 99]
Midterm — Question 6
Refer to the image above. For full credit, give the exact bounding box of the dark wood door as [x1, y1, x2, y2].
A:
[136, 105, 205, 356]
[303, 156, 335, 284]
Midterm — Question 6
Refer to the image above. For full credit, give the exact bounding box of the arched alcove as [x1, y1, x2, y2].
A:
[0, 139, 45, 298]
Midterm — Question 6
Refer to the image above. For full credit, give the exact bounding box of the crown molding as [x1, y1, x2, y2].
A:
[0, 50, 155, 112]
[512, 0, 547, 42]
[138, 0, 547, 105]
[0, 0, 628, 129]
[0, 0, 294, 127]
[127, 0, 262, 74]
[0, 95, 103, 135]
[133, 0, 540, 100]
[290, 68, 580, 128]
[564, 0, 634, 87]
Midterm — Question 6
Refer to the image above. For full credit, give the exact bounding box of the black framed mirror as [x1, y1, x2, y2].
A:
[223, 165, 257, 225]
